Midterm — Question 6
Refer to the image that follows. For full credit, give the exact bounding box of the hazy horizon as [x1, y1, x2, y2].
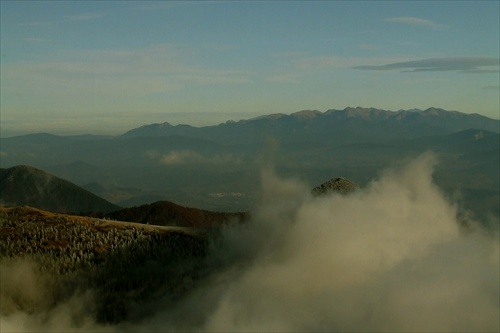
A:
[1, 106, 500, 138]
[1, 1, 499, 136]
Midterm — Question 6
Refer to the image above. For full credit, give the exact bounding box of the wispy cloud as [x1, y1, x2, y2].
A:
[173, 74, 251, 85]
[133, 2, 179, 11]
[62, 45, 253, 79]
[264, 55, 407, 84]
[22, 37, 47, 43]
[145, 149, 242, 166]
[384, 16, 446, 29]
[266, 74, 301, 84]
[17, 21, 53, 27]
[65, 12, 107, 22]
[295, 56, 345, 71]
[353, 57, 500, 73]
[2, 45, 252, 92]
[264, 56, 343, 84]
[17, 12, 105, 27]
[358, 44, 379, 51]
[271, 51, 310, 59]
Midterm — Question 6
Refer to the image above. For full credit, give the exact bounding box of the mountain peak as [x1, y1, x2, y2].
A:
[0, 165, 120, 213]
[250, 113, 287, 121]
[121, 121, 176, 137]
[116, 106, 499, 141]
[311, 177, 359, 196]
[3, 165, 54, 180]
[158, 121, 173, 127]
[422, 107, 450, 115]
[291, 110, 323, 119]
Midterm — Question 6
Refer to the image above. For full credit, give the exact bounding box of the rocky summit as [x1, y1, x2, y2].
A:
[311, 177, 359, 196]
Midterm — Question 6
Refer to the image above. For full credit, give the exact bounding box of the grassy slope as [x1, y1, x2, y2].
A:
[0, 206, 210, 323]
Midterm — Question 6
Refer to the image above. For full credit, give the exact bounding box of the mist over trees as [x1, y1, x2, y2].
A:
[1, 153, 498, 332]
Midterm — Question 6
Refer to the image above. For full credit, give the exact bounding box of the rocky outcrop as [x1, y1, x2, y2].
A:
[311, 177, 359, 196]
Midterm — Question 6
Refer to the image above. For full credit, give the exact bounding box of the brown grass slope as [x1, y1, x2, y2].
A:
[0, 206, 209, 323]
[104, 200, 249, 228]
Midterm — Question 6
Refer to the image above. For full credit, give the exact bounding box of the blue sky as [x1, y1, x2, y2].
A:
[1, 1, 499, 136]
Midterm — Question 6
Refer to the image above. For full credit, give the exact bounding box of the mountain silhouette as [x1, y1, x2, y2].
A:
[0, 165, 120, 214]
[120, 107, 499, 144]
[104, 200, 248, 228]
[1, 107, 498, 218]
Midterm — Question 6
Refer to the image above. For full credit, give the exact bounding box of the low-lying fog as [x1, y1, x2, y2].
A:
[2, 152, 498, 332]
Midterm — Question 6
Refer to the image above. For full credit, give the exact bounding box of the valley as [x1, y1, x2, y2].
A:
[1, 107, 498, 221]
[0, 107, 499, 331]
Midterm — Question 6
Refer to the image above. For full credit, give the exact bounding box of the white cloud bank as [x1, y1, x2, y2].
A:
[144, 152, 499, 332]
[1, 152, 498, 332]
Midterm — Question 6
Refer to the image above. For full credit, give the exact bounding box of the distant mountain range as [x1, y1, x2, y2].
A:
[1, 107, 498, 219]
[121, 107, 499, 144]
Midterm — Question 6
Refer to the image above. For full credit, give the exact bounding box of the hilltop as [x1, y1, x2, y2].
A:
[104, 200, 248, 228]
[0, 165, 121, 214]
[312, 177, 359, 196]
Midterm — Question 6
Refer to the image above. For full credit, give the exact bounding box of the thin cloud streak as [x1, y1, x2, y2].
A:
[265, 55, 406, 84]
[64, 12, 107, 22]
[1, 45, 253, 98]
[385, 16, 446, 29]
[353, 57, 500, 73]
[22, 37, 47, 43]
[17, 21, 53, 27]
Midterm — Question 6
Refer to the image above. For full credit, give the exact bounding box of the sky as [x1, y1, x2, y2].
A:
[1, 1, 499, 136]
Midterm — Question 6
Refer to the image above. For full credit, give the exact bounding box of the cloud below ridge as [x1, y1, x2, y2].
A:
[1, 152, 498, 332]
[144, 149, 242, 166]
[138, 152, 500, 332]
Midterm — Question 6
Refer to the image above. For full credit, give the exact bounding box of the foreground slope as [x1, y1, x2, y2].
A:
[0, 206, 208, 323]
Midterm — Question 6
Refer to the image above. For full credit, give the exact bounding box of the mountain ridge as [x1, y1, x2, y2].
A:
[103, 200, 249, 228]
[0, 165, 121, 214]
[1, 107, 498, 217]
[119, 107, 500, 144]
